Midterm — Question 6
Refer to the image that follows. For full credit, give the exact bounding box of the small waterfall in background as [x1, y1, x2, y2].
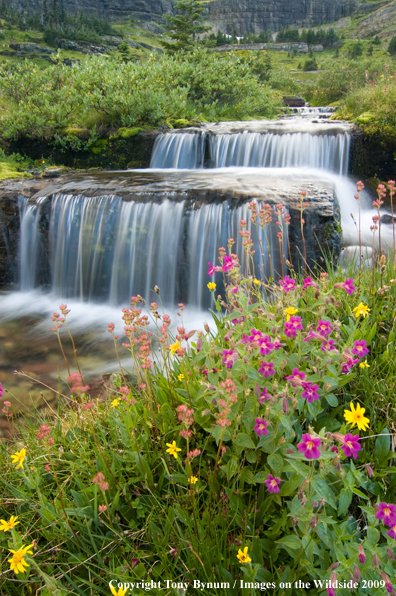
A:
[19, 194, 284, 308]
[150, 132, 206, 169]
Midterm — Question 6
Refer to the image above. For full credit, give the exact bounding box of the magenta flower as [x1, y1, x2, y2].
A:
[248, 328, 262, 342]
[297, 434, 322, 459]
[376, 503, 396, 526]
[259, 335, 275, 355]
[303, 276, 314, 289]
[342, 278, 356, 295]
[279, 275, 296, 293]
[327, 588, 335, 596]
[264, 474, 281, 493]
[387, 523, 396, 540]
[341, 433, 361, 459]
[316, 319, 332, 338]
[273, 338, 284, 350]
[208, 262, 216, 276]
[301, 381, 320, 403]
[222, 255, 234, 272]
[284, 316, 304, 338]
[258, 361, 275, 377]
[259, 387, 271, 403]
[254, 418, 268, 437]
[222, 349, 236, 369]
[321, 339, 337, 352]
[286, 368, 306, 386]
[352, 340, 370, 358]
[341, 355, 359, 374]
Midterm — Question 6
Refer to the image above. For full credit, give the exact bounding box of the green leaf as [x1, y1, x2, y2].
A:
[375, 428, 390, 465]
[253, 471, 269, 484]
[235, 433, 256, 450]
[279, 415, 293, 432]
[350, 487, 368, 500]
[276, 535, 301, 550]
[366, 323, 377, 343]
[312, 477, 336, 509]
[338, 488, 352, 516]
[267, 454, 283, 476]
[367, 526, 380, 546]
[326, 394, 339, 407]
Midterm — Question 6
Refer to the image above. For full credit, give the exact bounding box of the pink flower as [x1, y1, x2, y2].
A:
[0, 382, 3, 398]
[258, 361, 275, 377]
[341, 355, 359, 373]
[297, 434, 322, 460]
[358, 544, 365, 564]
[248, 328, 262, 342]
[341, 433, 361, 459]
[376, 503, 396, 526]
[259, 387, 271, 403]
[47, 437, 54, 445]
[3, 400, 11, 407]
[222, 349, 236, 369]
[82, 402, 94, 410]
[286, 368, 306, 386]
[316, 319, 332, 338]
[254, 418, 268, 437]
[284, 316, 303, 338]
[387, 524, 396, 540]
[264, 474, 281, 493]
[222, 255, 234, 272]
[342, 278, 356, 295]
[321, 339, 336, 352]
[208, 262, 216, 276]
[45, 464, 50, 472]
[279, 275, 296, 293]
[301, 381, 320, 403]
[303, 277, 314, 289]
[92, 472, 105, 485]
[352, 340, 369, 358]
[259, 335, 275, 355]
[37, 424, 51, 440]
[98, 505, 107, 513]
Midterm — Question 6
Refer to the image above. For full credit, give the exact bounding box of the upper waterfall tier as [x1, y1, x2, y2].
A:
[150, 119, 352, 174]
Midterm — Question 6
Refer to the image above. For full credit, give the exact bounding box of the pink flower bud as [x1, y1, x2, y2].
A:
[373, 553, 380, 568]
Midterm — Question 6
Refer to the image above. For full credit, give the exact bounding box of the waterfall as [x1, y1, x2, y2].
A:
[19, 193, 284, 308]
[150, 132, 206, 169]
[151, 128, 350, 174]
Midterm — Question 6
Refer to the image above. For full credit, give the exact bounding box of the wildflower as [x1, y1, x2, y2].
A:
[358, 544, 366, 564]
[340, 434, 361, 459]
[286, 368, 306, 386]
[248, 328, 262, 342]
[359, 361, 370, 369]
[166, 441, 182, 459]
[387, 524, 396, 540]
[111, 399, 120, 408]
[301, 381, 320, 404]
[259, 387, 271, 403]
[297, 434, 322, 460]
[236, 546, 251, 564]
[189, 476, 198, 484]
[284, 307, 298, 321]
[376, 503, 396, 526]
[254, 278, 260, 286]
[341, 354, 359, 374]
[264, 474, 281, 493]
[316, 319, 332, 338]
[279, 275, 296, 292]
[284, 316, 304, 338]
[44, 464, 50, 472]
[302, 276, 316, 289]
[353, 302, 371, 318]
[380, 572, 394, 594]
[0, 516, 19, 532]
[258, 361, 275, 377]
[335, 278, 356, 295]
[110, 587, 128, 596]
[10, 448, 26, 470]
[36, 424, 51, 440]
[352, 340, 370, 358]
[321, 339, 336, 352]
[8, 544, 33, 574]
[258, 335, 274, 355]
[254, 418, 268, 437]
[207, 282, 216, 291]
[344, 402, 370, 431]
[222, 349, 236, 369]
[187, 448, 201, 458]
[178, 374, 185, 381]
[170, 341, 181, 357]
[222, 255, 234, 272]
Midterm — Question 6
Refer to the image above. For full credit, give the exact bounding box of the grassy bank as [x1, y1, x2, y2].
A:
[1, 191, 396, 594]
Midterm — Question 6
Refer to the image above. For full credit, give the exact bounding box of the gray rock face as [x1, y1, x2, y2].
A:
[10, 0, 353, 32]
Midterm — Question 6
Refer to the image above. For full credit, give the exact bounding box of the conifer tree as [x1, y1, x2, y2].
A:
[162, 0, 210, 53]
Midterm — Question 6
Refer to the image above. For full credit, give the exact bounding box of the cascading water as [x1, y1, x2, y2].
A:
[150, 132, 206, 169]
[19, 192, 283, 309]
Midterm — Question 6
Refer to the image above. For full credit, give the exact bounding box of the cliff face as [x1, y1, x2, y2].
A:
[9, 0, 354, 30]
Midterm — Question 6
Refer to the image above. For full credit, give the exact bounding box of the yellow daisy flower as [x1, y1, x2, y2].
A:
[237, 546, 252, 564]
[284, 307, 298, 321]
[353, 302, 371, 318]
[0, 516, 20, 532]
[344, 402, 370, 431]
[170, 341, 181, 357]
[111, 399, 120, 408]
[166, 441, 182, 459]
[110, 587, 128, 596]
[207, 282, 216, 291]
[178, 374, 185, 381]
[8, 544, 33, 574]
[10, 449, 26, 470]
[253, 278, 260, 286]
[189, 476, 198, 484]
[359, 361, 370, 369]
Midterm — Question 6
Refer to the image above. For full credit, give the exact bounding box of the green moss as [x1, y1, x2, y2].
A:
[109, 127, 143, 140]
[172, 119, 192, 128]
[90, 139, 109, 154]
[0, 161, 33, 182]
[355, 112, 376, 125]
[60, 127, 89, 138]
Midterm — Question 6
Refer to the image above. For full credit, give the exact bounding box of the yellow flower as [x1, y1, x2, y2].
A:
[111, 399, 120, 408]
[170, 341, 181, 357]
[166, 440, 182, 459]
[178, 374, 185, 381]
[254, 278, 260, 286]
[344, 402, 370, 431]
[189, 476, 198, 484]
[10, 448, 26, 470]
[0, 516, 19, 532]
[207, 282, 216, 291]
[237, 546, 252, 564]
[8, 544, 33, 574]
[284, 307, 298, 322]
[353, 302, 371, 318]
[110, 587, 128, 596]
[359, 361, 370, 369]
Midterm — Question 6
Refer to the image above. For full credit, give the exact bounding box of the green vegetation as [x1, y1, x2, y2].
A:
[162, 0, 210, 53]
[2, 198, 396, 594]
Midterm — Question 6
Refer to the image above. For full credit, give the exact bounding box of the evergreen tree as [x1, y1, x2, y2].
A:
[162, 0, 210, 53]
[43, 0, 49, 26]
[389, 36, 396, 56]
[230, 28, 237, 44]
[117, 39, 134, 62]
[0, 0, 7, 19]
